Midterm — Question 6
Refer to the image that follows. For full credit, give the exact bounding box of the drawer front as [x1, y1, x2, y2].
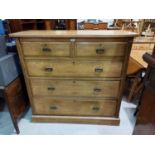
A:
[76, 42, 127, 57]
[21, 42, 71, 57]
[33, 98, 117, 117]
[26, 59, 123, 77]
[30, 79, 120, 98]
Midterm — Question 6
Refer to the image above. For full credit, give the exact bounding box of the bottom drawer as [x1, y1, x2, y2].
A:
[33, 98, 117, 117]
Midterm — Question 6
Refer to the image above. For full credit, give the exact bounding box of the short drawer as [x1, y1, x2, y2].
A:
[33, 98, 117, 117]
[76, 42, 127, 57]
[30, 79, 120, 98]
[26, 59, 123, 78]
[21, 42, 71, 57]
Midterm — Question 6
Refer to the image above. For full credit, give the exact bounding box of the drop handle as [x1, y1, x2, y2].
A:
[92, 107, 100, 111]
[94, 88, 102, 92]
[95, 68, 103, 73]
[42, 46, 52, 52]
[50, 106, 57, 110]
[44, 67, 53, 72]
[48, 87, 55, 91]
[96, 48, 105, 54]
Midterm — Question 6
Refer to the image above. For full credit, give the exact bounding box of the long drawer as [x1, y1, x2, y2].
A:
[33, 98, 117, 117]
[21, 42, 71, 57]
[26, 59, 123, 77]
[30, 79, 120, 98]
[76, 42, 127, 57]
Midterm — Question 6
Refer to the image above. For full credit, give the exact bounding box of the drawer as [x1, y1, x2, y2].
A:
[33, 98, 117, 117]
[21, 42, 71, 57]
[26, 59, 123, 77]
[30, 79, 120, 98]
[76, 42, 127, 57]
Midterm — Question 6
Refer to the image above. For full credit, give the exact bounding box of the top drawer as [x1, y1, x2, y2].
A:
[21, 42, 71, 57]
[76, 42, 127, 57]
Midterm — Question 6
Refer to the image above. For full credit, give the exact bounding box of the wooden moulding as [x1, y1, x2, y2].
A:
[19, 37, 132, 42]
[32, 115, 120, 125]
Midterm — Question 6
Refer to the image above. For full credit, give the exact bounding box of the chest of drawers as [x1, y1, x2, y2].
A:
[10, 30, 137, 125]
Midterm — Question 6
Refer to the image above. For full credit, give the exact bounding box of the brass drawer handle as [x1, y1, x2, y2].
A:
[44, 67, 53, 72]
[95, 68, 103, 73]
[92, 107, 100, 111]
[48, 87, 55, 91]
[42, 46, 52, 52]
[50, 106, 57, 110]
[96, 48, 105, 54]
[94, 88, 102, 92]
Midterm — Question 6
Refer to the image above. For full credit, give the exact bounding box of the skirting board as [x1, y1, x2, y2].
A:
[32, 115, 120, 125]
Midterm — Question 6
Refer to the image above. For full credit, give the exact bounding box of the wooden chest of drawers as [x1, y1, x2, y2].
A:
[10, 30, 137, 125]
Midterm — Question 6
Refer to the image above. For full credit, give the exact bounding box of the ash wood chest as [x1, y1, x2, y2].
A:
[10, 30, 137, 125]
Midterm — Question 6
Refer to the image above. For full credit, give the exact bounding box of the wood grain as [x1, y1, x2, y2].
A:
[32, 115, 120, 125]
[10, 30, 138, 38]
[33, 97, 117, 117]
[11, 31, 134, 125]
[25, 59, 123, 78]
[21, 42, 71, 57]
[4, 77, 27, 119]
[76, 42, 127, 57]
[16, 39, 35, 112]
[30, 78, 120, 98]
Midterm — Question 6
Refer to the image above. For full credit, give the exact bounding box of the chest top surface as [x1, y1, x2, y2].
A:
[10, 30, 138, 38]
